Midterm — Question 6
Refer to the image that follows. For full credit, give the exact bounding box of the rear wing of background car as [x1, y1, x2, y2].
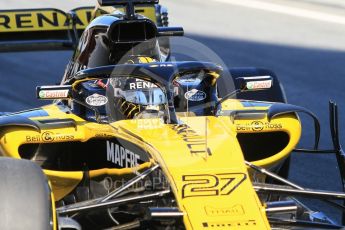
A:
[0, 7, 94, 52]
[0, 0, 164, 52]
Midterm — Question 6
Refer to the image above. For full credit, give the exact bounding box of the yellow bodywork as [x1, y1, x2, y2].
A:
[221, 99, 301, 171]
[0, 99, 302, 229]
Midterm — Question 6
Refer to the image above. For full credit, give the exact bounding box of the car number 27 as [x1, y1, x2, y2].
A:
[181, 173, 246, 199]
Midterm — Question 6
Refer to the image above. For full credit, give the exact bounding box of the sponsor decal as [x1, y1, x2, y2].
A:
[86, 93, 108, 107]
[205, 205, 244, 216]
[236, 121, 282, 131]
[131, 119, 164, 129]
[202, 220, 257, 228]
[182, 173, 246, 199]
[39, 89, 69, 99]
[129, 79, 157, 90]
[172, 124, 211, 155]
[41, 131, 54, 142]
[95, 133, 114, 138]
[26, 132, 74, 143]
[106, 141, 140, 168]
[251, 121, 264, 131]
[184, 89, 206, 101]
[0, 8, 93, 32]
[246, 79, 272, 90]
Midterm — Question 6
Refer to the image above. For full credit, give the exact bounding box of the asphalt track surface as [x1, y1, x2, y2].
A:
[1, 0, 345, 223]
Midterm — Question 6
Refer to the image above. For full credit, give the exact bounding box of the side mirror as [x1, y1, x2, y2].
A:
[236, 76, 273, 91]
[36, 85, 72, 100]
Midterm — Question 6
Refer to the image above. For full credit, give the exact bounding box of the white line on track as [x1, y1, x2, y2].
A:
[211, 0, 345, 25]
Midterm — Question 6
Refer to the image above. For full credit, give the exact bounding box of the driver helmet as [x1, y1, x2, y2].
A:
[110, 56, 165, 119]
[110, 77, 166, 119]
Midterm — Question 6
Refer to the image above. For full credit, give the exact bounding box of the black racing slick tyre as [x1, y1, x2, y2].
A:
[0, 157, 55, 230]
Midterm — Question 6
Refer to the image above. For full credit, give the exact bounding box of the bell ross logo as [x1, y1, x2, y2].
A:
[41, 131, 54, 142]
[251, 121, 264, 131]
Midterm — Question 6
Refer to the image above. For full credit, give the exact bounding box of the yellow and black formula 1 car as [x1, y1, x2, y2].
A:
[1, 1, 345, 230]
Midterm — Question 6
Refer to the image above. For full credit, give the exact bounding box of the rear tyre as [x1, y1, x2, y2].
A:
[0, 157, 55, 230]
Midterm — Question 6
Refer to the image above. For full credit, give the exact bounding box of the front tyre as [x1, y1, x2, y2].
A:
[0, 157, 55, 230]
